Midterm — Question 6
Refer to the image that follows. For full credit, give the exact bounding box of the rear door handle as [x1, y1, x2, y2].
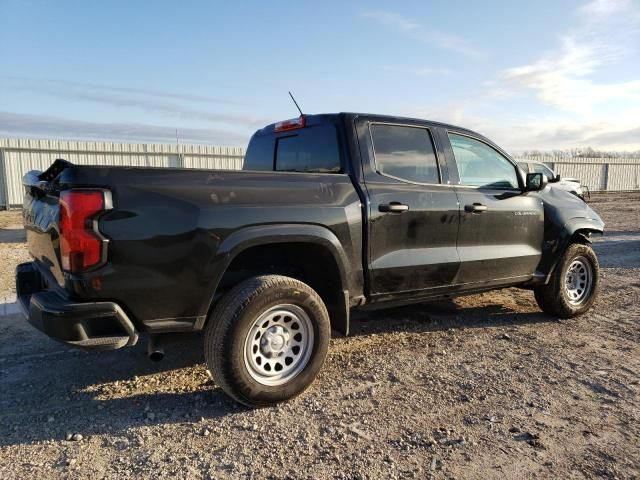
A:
[464, 203, 488, 213]
[379, 202, 409, 213]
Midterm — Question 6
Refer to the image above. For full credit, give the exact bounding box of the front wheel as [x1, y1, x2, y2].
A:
[534, 242, 599, 318]
[204, 275, 331, 407]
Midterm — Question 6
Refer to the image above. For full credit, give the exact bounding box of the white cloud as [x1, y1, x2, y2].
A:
[361, 11, 485, 60]
[409, 0, 640, 151]
[362, 11, 420, 32]
[0, 76, 245, 106]
[579, 0, 630, 16]
[483, 118, 640, 152]
[363, 1, 640, 151]
[409, 99, 640, 152]
[0, 111, 250, 146]
[0, 77, 267, 129]
[500, 0, 640, 117]
[501, 37, 640, 116]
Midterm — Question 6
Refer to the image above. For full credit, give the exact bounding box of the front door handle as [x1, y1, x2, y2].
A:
[379, 202, 409, 213]
[464, 203, 488, 213]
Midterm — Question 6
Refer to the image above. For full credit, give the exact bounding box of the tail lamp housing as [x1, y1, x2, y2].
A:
[59, 190, 111, 273]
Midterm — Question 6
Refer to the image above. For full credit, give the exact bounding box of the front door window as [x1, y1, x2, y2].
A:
[448, 133, 519, 189]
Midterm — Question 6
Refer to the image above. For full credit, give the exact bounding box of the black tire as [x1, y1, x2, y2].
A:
[534, 242, 599, 318]
[204, 275, 330, 407]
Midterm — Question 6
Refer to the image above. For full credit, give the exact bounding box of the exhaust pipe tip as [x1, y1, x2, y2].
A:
[147, 335, 165, 361]
[148, 349, 165, 362]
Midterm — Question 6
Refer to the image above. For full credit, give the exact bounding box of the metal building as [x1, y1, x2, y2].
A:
[2, 138, 639, 209]
[514, 156, 640, 193]
[0, 138, 245, 208]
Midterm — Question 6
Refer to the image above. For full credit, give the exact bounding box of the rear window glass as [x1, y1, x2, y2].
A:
[370, 124, 440, 184]
[243, 134, 274, 171]
[243, 124, 341, 173]
[275, 125, 341, 173]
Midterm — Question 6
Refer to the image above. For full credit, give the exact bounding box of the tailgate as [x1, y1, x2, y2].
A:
[21, 159, 71, 286]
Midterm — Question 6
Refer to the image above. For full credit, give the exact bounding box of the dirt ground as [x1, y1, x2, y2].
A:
[0, 193, 638, 479]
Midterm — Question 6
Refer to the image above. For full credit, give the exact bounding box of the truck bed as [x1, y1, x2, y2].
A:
[22, 162, 364, 334]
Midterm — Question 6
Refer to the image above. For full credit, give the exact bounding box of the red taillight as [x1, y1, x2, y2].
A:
[59, 190, 106, 273]
[274, 116, 306, 132]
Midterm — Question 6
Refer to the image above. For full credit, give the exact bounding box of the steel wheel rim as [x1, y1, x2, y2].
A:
[243, 304, 314, 386]
[564, 256, 593, 305]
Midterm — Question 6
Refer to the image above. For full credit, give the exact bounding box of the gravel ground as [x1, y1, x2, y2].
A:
[0, 193, 638, 479]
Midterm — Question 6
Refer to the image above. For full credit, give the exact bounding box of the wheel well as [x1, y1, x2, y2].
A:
[570, 228, 600, 245]
[215, 243, 348, 333]
[538, 228, 601, 284]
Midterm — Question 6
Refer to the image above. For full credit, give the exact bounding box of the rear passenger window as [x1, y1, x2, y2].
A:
[275, 125, 341, 173]
[370, 124, 440, 184]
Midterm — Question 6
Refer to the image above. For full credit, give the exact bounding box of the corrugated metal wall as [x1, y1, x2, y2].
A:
[553, 163, 608, 191]
[0, 138, 245, 208]
[0, 148, 7, 209]
[2, 139, 639, 208]
[514, 156, 640, 192]
[606, 163, 640, 191]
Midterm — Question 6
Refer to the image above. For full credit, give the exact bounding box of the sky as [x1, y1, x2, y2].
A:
[1, 0, 639, 152]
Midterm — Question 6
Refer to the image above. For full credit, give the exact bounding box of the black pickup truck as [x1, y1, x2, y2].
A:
[17, 113, 604, 406]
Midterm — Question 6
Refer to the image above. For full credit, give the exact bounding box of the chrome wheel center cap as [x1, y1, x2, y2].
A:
[260, 325, 290, 358]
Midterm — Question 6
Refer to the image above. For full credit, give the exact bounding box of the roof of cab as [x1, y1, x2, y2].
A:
[251, 112, 512, 161]
[256, 112, 480, 138]
[341, 112, 478, 134]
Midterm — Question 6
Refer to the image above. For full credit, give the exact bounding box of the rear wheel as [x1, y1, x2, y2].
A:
[534, 242, 599, 318]
[204, 275, 330, 407]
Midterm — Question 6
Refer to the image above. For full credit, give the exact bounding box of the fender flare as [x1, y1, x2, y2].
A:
[198, 224, 352, 333]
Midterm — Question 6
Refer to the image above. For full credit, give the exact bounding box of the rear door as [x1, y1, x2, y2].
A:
[440, 130, 544, 284]
[356, 118, 460, 298]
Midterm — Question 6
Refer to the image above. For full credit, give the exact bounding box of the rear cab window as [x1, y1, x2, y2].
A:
[244, 122, 341, 173]
[369, 124, 440, 184]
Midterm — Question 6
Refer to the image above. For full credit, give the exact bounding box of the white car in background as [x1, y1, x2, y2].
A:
[518, 161, 586, 199]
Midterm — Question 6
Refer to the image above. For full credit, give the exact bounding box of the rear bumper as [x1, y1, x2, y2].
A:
[15, 262, 138, 350]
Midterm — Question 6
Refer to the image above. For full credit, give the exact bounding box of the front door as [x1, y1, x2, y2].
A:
[358, 120, 461, 297]
[443, 131, 544, 284]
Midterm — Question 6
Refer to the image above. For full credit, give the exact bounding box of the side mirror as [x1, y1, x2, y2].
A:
[526, 172, 548, 191]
